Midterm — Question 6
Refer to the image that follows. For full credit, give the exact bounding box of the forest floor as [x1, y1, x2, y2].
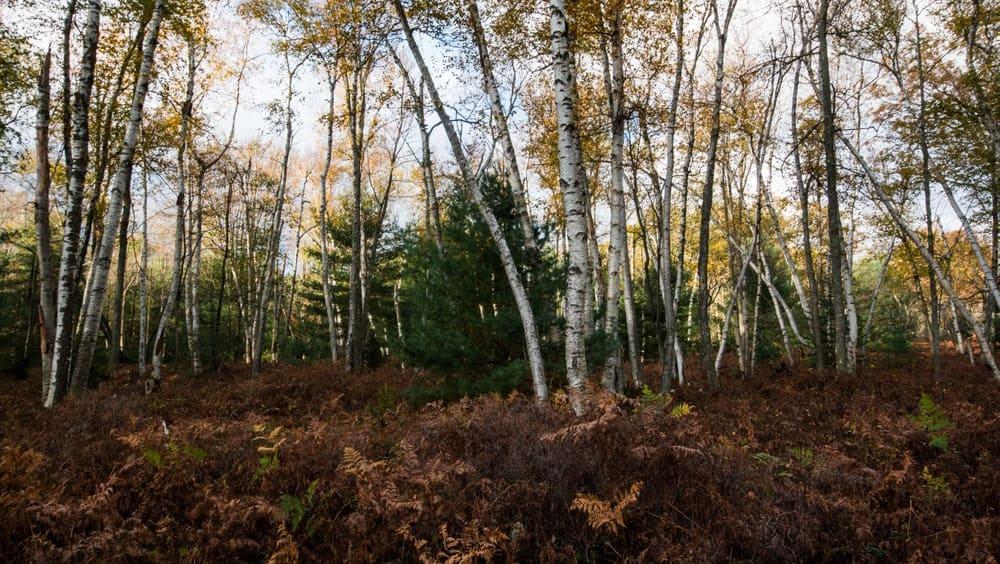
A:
[0, 351, 998, 562]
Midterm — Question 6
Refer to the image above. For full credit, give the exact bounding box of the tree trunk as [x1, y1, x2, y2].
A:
[394, 0, 549, 402]
[791, 58, 825, 370]
[138, 163, 149, 379]
[319, 65, 340, 363]
[658, 0, 685, 391]
[467, 0, 537, 252]
[697, 0, 735, 391]
[46, 0, 101, 408]
[346, 61, 368, 372]
[35, 50, 56, 401]
[71, 0, 164, 389]
[152, 42, 195, 385]
[548, 0, 591, 408]
[108, 178, 131, 375]
[601, 1, 627, 393]
[251, 56, 298, 376]
[817, 0, 851, 374]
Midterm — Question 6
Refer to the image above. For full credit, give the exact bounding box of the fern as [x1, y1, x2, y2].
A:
[253, 424, 285, 481]
[571, 481, 643, 534]
[669, 402, 693, 418]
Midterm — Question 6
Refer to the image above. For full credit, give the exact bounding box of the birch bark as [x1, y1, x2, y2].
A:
[393, 0, 549, 402]
[47, 0, 102, 408]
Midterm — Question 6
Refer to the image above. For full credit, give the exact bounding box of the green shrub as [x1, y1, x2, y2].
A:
[912, 393, 952, 451]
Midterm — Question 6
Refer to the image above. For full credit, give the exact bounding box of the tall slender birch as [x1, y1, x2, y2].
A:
[35, 50, 56, 400]
[47, 0, 102, 408]
[393, 0, 549, 402]
[72, 0, 166, 388]
[466, 0, 537, 253]
[151, 44, 196, 386]
[601, 0, 627, 393]
[549, 0, 591, 405]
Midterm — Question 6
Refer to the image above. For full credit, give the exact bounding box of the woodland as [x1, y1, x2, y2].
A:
[0, 0, 998, 560]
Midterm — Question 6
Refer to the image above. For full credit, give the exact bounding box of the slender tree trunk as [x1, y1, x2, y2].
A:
[657, 0, 685, 392]
[46, 0, 101, 408]
[792, 58, 824, 369]
[817, 0, 851, 374]
[152, 43, 195, 386]
[346, 62, 368, 372]
[548, 0, 590, 408]
[35, 50, 56, 401]
[71, 0, 164, 389]
[108, 179, 131, 375]
[319, 66, 340, 363]
[467, 0, 537, 252]
[394, 0, 549, 402]
[138, 163, 149, 379]
[697, 0, 735, 391]
[251, 56, 298, 376]
[601, 1, 627, 393]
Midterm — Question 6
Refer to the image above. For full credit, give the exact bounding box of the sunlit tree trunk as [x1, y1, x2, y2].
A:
[47, 0, 101, 408]
[549, 0, 590, 408]
[35, 50, 56, 401]
[394, 0, 549, 402]
[467, 0, 537, 253]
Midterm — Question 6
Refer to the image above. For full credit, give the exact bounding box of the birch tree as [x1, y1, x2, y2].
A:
[392, 0, 549, 402]
[34, 50, 56, 400]
[151, 43, 196, 386]
[72, 0, 166, 388]
[550, 0, 591, 405]
[47, 0, 102, 408]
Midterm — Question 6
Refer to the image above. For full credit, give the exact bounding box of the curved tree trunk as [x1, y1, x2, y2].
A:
[393, 0, 549, 403]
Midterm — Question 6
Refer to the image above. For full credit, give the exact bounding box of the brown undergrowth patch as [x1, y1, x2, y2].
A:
[0, 353, 997, 561]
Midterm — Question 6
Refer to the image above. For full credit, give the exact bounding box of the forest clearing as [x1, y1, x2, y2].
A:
[2, 0, 1000, 559]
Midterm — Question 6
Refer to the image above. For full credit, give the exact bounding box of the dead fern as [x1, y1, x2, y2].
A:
[571, 481, 643, 534]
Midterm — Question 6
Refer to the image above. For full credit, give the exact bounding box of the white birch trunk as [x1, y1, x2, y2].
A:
[46, 0, 101, 408]
[467, 0, 537, 252]
[601, 3, 626, 393]
[394, 0, 549, 402]
[72, 0, 165, 387]
[35, 50, 57, 400]
[549, 0, 590, 408]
